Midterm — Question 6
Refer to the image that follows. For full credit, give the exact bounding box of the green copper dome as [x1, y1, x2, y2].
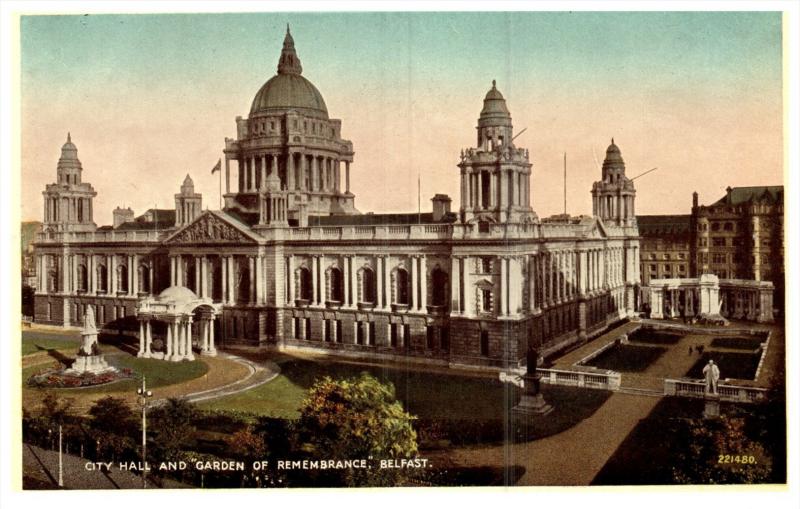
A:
[249, 26, 329, 119]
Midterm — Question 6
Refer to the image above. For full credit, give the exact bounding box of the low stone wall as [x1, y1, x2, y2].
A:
[663, 378, 767, 403]
[538, 367, 621, 391]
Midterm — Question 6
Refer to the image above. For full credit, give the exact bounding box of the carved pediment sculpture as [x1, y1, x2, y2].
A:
[168, 214, 254, 244]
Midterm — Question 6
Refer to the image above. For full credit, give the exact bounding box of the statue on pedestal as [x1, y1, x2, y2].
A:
[702, 359, 721, 419]
[65, 306, 116, 375]
[511, 348, 553, 416]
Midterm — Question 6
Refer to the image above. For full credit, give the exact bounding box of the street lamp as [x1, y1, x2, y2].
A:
[136, 375, 153, 489]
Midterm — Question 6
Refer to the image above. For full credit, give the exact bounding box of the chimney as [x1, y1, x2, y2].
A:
[692, 191, 698, 208]
[113, 206, 134, 228]
[431, 194, 452, 222]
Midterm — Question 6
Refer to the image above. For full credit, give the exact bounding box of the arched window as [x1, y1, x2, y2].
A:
[394, 268, 409, 306]
[359, 267, 376, 304]
[117, 264, 128, 293]
[328, 267, 343, 303]
[298, 267, 312, 301]
[138, 264, 150, 293]
[431, 268, 448, 307]
[77, 264, 88, 292]
[97, 265, 108, 293]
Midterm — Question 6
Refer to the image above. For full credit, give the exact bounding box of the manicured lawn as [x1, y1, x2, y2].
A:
[22, 353, 209, 393]
[198, 354, 612, 446]
[710, 336, 765, 351]
[685, 351, 761, 381]
[583, 344, 667, 372]
[22, 331, 81, 356]
[627, 327, 683, 345]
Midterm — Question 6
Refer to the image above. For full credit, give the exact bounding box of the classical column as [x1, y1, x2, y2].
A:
[311, 156, 318, 192]
[271, 153, 278, 181]
[410, 256, 418, 311]
[451, 257, 461, 315]
[500, 257, 509, 316]
[227, 256, 236, 305]
[463, 257, 474, 317]
[88, 255, 96, 295]
[419, 255, 427, 311]
[345, 161, 351, 193]
[221, 255, 228, 303]
[287, 151, 295, 190]
[185, 318, 195, 361]
[529, 255, 537, 312]
[195, 256, 201, 296]
[138, 320, 145, 356]
[132, 255, 140, 295]
[145, 320, 152, 356]
[311, 255, 319, 305]
[208, 316, 217, 354]
[255, 254, 264, 304]
[334, 159, 340, 192]
[383, 257, 391, 310]
[166, 320, 174, 360]
[248, 256, 256, 304]
[287, 255, 295, 304]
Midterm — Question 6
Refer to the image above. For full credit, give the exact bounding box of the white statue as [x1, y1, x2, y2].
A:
[80, 306, 98, 355]
[83, 305, 97, 333]
[702, 360, 720, 395]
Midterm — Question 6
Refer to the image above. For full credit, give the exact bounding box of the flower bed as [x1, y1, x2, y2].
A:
[27, 367, 135, 388]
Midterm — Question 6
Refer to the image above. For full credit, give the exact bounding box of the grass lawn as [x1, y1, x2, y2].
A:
[685, 351, 761, 381]
[583, 344, 668, 372]
[710, 337, 765, 351]
[22, 331, 81, 356]
[627, 327, 684, 345]
[197, 354, 611, 446]
[22, 353, 209, 394]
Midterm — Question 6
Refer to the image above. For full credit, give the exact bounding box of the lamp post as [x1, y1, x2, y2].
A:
[58, 424, 63, 488]
[136, 376, 153, 489]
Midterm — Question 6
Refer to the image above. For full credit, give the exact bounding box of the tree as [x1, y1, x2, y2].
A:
[670, 416, 772, 484]
[149, 398, 197, 463]
[87, 396, 138, 462]
[294, 373, 418, 487]
[227, 426, 266, 461]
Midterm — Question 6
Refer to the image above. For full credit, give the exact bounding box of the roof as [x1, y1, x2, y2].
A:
[115, 209, 176, 230]
[636, 215, 691, 237]
[711, 186, 783, 206]
[307, 212, 458, 227]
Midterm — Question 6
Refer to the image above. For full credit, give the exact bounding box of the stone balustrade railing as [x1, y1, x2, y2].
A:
[663, 378, 767, 403]
[538, 367, 621, 391]
[36, 230, 164, 244]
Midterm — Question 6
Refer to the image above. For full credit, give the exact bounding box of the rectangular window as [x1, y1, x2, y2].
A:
[403, 324, 410, 349]
[294, 317, 300, 338]
[305, 318, 311, 340]
[712, 237, 726, 247]
[440, 326, 450, 351]
[357, 321, 365, 345]
[390, 324, 398, 347]
[426, 326, 436, 350]
[480, 330, 489, 357]
[481, 289, 492, 313]
[368, 322, 375, 346]
[324, 319, 332, 342]
[481, 257, 492, 273]
[336, 320, 343, 343]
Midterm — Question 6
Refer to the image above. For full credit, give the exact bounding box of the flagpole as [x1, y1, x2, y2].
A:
[219, 166, 222, 210]
[417, 172, 421, 224]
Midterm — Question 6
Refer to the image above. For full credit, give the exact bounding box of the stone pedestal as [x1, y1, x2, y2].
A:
[703, 394, 721, 419]
[513, 375, 553, 416]
[65, 354, 117, 375]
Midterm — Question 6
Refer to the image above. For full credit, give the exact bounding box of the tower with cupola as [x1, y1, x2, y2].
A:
[592, 139, 637, 227]
[458, 81, 535, 225]
[42, 133, 97, 232]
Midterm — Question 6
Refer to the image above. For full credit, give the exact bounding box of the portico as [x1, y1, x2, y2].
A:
[136, 286, 222, 361]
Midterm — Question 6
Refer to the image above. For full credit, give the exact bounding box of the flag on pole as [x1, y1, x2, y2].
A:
[211, 158, 221, 174]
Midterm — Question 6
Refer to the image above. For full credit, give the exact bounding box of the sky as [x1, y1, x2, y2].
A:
[19, 11, 783, 225]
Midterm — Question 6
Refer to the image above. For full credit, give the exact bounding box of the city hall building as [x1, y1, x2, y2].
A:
[33, 28, 641, 370]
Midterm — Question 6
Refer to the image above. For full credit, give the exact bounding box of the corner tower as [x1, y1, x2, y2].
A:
[458, 81, 535, 224]
[175, 174, 202, 227]
[592, 139, 636, 227]
[223, 26, 357, 221]
[42, 133, 97, 232]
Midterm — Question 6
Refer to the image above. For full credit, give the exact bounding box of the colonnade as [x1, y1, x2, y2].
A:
[43, 195, 92, 224]
[36, 252, 153, 297]
[169, 253, 265, 305]
[225, 152, 351, 195]
[137, 313, 217, 361]
[460, 167, 530, 210]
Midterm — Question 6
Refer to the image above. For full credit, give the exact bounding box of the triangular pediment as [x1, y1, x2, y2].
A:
[588, 219, 608, 239]
[163, 211, 262, 245]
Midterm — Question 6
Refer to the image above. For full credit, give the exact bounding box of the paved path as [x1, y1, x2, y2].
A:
[444, 392, 660, 486]
[23, 444, 190, 489]
[178, 353, 279, 404]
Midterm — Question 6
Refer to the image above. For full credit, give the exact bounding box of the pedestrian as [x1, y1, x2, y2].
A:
[688, 345, 693, 355]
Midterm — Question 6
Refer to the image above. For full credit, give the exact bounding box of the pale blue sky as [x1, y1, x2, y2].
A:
[20, 12, 783, 223]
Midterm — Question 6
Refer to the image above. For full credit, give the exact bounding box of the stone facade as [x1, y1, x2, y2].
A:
[33, 28, 641, 371]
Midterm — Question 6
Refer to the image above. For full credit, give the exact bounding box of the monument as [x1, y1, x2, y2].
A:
[64, 307, 117, 375]
[702, 359, 721, 418]
[512, 349, 554, 416]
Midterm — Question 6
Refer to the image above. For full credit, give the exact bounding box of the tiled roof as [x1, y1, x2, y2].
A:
[115, 209, 176, 230]
[712, 186, 783, 206]
[636, 215, 691, 237]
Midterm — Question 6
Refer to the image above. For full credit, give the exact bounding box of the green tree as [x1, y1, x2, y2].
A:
[87, 396, 138, 462]
[295, 373, 418, 487]
[670, 416, 772, 484]
[227, 425, 266, 461]
[150, 398, 197, 463]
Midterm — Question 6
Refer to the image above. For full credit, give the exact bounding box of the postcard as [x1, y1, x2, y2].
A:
[4, 3, 798, 504]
